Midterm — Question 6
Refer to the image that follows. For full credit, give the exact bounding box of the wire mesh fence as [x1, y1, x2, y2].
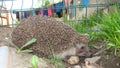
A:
[0, 0, 118, 27]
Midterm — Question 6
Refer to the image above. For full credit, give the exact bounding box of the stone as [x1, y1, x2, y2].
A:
[85, 56, 101, 63]
[73, 65, 81, 68]
[84, 60, 102, 68]
[0, 46, 9, 68]
[67, 56, 80, 65]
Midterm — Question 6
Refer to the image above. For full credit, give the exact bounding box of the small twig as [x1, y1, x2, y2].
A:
[94, 48, 107, 56]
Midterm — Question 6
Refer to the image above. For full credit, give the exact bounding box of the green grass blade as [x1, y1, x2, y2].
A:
[32, 55, 38, 68]
[116, 30, 120, 33]
[7, 40, 19, 49]
[21, 38, 37, 49]
[21, 49, 33, 53]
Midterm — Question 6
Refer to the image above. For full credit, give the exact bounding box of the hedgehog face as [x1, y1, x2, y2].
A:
[75, 43, 92, 57]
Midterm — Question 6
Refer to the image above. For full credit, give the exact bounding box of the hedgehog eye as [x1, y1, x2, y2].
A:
[81, 46, 84, 49]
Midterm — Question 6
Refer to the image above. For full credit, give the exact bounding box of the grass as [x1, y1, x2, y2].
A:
[31, 55, 39, 68]
[50, 54, 65, 68]
[97, 5, 120, 55]
[63, 4, 120, 55]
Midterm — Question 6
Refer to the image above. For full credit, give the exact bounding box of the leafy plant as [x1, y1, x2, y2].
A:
[31, 55, 38, 68]
[8, 38, 37, 53]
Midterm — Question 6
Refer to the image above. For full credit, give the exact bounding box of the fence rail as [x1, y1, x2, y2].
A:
[0, 0, 118, 27]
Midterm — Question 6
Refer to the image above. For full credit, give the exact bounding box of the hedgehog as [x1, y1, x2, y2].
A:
[11, 16, 91, 59]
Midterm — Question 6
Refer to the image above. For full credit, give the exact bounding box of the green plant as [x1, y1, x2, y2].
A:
[97, 5, 120, 55]
[9, 38, 37, 53]
[31, 55, 38, 68]
[50, 54, 65, 68]
[62, 4, 120, 55]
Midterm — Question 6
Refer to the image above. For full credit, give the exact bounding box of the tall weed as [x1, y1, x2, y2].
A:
[97, 5, 120, 55]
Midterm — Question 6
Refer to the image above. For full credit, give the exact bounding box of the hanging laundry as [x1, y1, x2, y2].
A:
[81, 0, 89, 7]
[64, 0, 73, 18]
[64, 0, 68, 7]
[43, 7, 48, 16]
[23, 11, 28, 18]
[48, 5, 52, 17]
[13, 11, 20, 21]
[35, 9, 39, 15]
[32, 10, 36, 16]
[38, 9, 43, 16]
[21, 11, 25, 19]
[55, 1, 64, 18]
[52, 4, 56, 13]
[64, 0, 73, 7]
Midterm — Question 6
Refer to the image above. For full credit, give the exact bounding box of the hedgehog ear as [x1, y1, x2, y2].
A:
[73, 41, 80, 47]
[75, 42, 82, 49]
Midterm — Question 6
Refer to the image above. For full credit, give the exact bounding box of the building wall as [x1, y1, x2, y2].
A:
[72, 0, 108, 20]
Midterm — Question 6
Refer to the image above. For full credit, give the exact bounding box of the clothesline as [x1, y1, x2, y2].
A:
[0, 0, 64, 10]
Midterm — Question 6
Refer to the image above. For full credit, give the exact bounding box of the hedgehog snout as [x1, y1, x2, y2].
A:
[75, 43, 92, 57]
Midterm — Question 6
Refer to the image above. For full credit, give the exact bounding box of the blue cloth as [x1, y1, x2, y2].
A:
[24, 11, 28, 18]
[55, 2, 64, 13]
[43, 8, 48, 16]
[82, 0, 89, 7]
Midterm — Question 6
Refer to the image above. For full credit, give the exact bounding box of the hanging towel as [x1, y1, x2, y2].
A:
[43, 8, 48, 16]
[82, 0, 89, 7]
[23, 11, 28, 18]
[38, 9, 43, 15]
[55, 2, 64, 13]
[64, 0, 73, 7]
[48, 6, 52, 16]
